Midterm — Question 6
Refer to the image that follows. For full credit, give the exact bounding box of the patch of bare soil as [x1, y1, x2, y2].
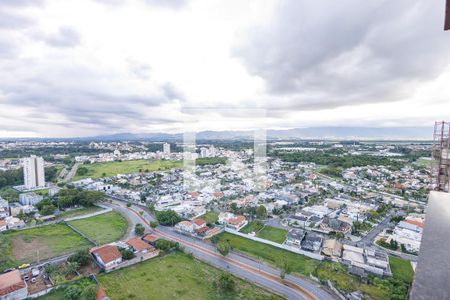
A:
[11, 235, 51, 262]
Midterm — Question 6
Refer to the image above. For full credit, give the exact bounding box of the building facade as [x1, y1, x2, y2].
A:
[23, 155, 45, 189]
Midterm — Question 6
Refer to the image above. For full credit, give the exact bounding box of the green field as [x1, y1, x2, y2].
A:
[73, 159, 183, 180]
[0, 224, 92, 272]
[57, 206, 103, 219]
[257, 226, 288, 244]
[97, 252, 282, 300]
[240, 221, 264, 234]
[68, 211, 128, 245]
[213, 232, 319, 276]
[389, 256, 414, 283]
[202, 211, 219, 224]
[239, 222, 287, 244]
[212, 233, 408, 300]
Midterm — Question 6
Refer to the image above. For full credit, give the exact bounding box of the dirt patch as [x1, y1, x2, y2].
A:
[11, 235, 52, 263]
[79, 261, 100, 276]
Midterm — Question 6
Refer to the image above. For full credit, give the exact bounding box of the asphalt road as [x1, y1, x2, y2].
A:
[112, 200, 336, 300]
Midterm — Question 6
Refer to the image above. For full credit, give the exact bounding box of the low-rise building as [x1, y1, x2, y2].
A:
[175, 221, 194, 233]
[320, 217, 351, 234]
[126, 237, 157, 255]
[341, 244, 391, 277]
[90, 245, 123, 271]
[0, 270, 28, 300]
[321, 239, 343, 258]
[301, 233, 323, 252]
[285, 229, 305, 247]
[0, 219, 7, 232]
[142, 234, 160, 246]
[19, 192, 43, 206]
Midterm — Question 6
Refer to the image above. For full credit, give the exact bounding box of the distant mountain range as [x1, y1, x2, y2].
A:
[88, 126, 433, 141]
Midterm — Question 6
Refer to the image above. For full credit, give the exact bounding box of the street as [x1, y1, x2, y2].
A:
[113, 199, 336, 300]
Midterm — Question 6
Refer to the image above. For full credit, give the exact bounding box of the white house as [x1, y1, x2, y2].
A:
[90, 245, 123, 271]
[175, 221, 194, 233]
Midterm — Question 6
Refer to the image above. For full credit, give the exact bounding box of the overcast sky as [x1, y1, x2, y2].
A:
[0, 0, 449, 137]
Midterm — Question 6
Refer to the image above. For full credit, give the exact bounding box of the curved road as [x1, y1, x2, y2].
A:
[108, 199, 335, 300]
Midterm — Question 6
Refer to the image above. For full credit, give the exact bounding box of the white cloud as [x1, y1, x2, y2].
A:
[0, 0, 448, 137]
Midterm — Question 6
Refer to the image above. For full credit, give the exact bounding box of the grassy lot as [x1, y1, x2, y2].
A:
[34, 188, 49, 196]
[97, 252, 282, 300]
[212, 232, 408, 300]
[73, 159, 183, 180]
[0, 224, 92, 272]
[213, 232, 319, 276]
[389, 256, 414, 283]
[240, 221, 264, 234]
[202, 211, 219, 224]
[68, 211, 128, 245]
[57, 206, 103, 219]
[240, 221, 287, 243]
[257, 226, 288, 244]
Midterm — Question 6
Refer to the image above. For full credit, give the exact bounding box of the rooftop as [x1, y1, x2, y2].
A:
[91, 245, 122, 264]
[0, 270, 26, 297]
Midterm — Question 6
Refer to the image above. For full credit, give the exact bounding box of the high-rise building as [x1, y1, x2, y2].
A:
[163, 143, 171, 155]
[23, 155, 45, 189]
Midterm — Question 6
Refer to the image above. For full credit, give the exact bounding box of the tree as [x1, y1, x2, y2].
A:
[217, 240, 231, 256]
[278, 257, 292, 279]
[217, 273, 235, 293]
[256, 205, 267, 219]
[135, 223, 145, 236]
[80, 285, 98, 300]
[68, 250, 90, 267]
[230, 203, 238, 214]
[156, 210, 182, 226]
[65, 261, 79, 275]
[76, 166, 88, 176]
[119, 248, 135, 260]
[150, 221, 159, 228]
[64, 285, 82, 300]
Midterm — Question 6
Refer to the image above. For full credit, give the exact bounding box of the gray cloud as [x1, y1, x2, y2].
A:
[0, 10, 35, 29]
[0, 0, 44, 8]
[42, 27, 81, 48]
[0, 62, 183, 132]
[234, 0, 450, 110]
[143, 0, 187, 9]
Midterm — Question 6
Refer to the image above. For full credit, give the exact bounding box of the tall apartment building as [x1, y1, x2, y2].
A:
[163, 143, 171, 155]
[23, 155, 45, 189]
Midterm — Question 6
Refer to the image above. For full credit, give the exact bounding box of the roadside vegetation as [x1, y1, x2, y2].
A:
[211, 232, 410, 300]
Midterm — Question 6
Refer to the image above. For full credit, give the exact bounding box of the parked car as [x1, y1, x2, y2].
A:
[18, 264, 30, 269]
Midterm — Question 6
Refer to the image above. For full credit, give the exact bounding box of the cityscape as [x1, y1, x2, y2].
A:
[1, 1, 450, 300]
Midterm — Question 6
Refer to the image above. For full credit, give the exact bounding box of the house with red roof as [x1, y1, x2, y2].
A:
[96, 287, 109, 300]
[0, 270, 28, 300]
[90, 245, 123, 271]
[0, 219, 7, 232]
[142, 233, 160, 246]
[126, 237, 157, 255]
[175, 220, 194, 233]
